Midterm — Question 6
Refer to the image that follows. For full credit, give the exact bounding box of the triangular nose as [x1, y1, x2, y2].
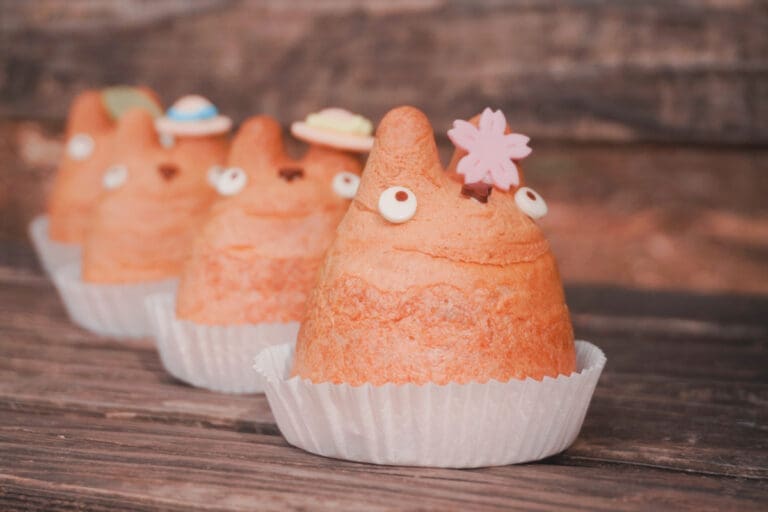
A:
[157, 162, 179, 181]
[367, 106, 441, 182]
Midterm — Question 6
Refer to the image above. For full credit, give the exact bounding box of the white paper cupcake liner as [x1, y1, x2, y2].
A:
[254, 340, 606, 468]
[146, 292, 300, 394]
[51, 262, 177, 339]
[28, 215, 81, 276]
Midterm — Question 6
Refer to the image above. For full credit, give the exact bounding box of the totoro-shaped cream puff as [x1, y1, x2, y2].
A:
[292, 106, 575, 386]
[174, 115, 363, 325]
[47, 87, 162, 243]
[82, 108, 227, 283]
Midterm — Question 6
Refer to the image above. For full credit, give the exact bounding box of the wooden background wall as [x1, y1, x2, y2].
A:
[1, 0, 766, 145]
[2, 1, 767, 293]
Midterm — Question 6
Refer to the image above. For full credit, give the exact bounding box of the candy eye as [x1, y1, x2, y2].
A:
[67, 133, 95, 161]
[207, 165, 225, 188]
[514, 186, 548, 219]
[332, 171, 360, 199]
[103, 165, 128, 190]
[216, 167, 247, 196]
[378, 186, 417, 224]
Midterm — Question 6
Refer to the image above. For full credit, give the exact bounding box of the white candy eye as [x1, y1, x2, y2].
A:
[514, 186, 548, 219]
[378, 186, 417, 224]
[332, 171, 360, 199]
[67, 133, 94, 161]
[103, 165, 128, 190]
[216, 167, 247, 196]
[159, 132, 175, 148]
[207, 165, 225, 188]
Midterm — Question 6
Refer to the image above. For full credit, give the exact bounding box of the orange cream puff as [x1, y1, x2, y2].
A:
[146, 113, 365, 392]
[292, 106, 575, 386]
[175, 115, 363, 325]
[47, 87, 162, 244]
[256, 107, 604, 468]
[81, 105, 228, 284]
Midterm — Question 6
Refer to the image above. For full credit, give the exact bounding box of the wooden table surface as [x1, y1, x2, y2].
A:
[0, 243, 766, 511]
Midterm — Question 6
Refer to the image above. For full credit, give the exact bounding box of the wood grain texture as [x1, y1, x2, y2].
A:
[0, 256, 767, 507]
[2, 408, 766, 512]
[0, 0, 766, 144]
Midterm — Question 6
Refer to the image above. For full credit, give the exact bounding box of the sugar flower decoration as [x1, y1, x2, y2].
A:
[447, 108, 532, 190]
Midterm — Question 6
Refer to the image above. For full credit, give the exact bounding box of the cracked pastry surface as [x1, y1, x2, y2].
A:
[175, 115, 363, 325]
[293, 106, 575, 385]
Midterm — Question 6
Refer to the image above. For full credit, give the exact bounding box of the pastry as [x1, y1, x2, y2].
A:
[255, 106, 605, 468]
[47, 87, 163, 244]
[30, 86, 161, 275]
[292, 106, 574, 385]
[176, 115, 362, 323]
[83, 98, 229, 283]
[52, 95, 231, 339]
[147, 113, 365, 393]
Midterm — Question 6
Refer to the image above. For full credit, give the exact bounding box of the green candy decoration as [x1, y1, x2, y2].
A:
[101, 86, 162, 120]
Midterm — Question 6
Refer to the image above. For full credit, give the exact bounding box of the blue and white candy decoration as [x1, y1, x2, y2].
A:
[155, 95, 232, 138]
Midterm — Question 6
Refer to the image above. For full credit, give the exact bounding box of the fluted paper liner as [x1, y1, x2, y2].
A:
[28, 216, 81, 276]
[51, 261, 177, 339]
[254, 341, 605, 468]
[146, 292, 300, 394]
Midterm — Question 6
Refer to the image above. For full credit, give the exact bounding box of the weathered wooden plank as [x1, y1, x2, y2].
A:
[1, 236, 767, 478]
[1, 407, 766, 511]
[1, 274, 766, 479]
[567, 286, 768, 327]
[0, 0, 766, 144]
[0, 243, 41, 280]
[3, 329, 765, 479]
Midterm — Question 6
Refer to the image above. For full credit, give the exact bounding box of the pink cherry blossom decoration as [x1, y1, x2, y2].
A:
[447, 108, 532, 191]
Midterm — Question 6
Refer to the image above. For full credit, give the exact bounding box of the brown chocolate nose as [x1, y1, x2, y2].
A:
[278, 167, 304, 182]
[460, 182, 492, 203]
[158, 163, 179, 181]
